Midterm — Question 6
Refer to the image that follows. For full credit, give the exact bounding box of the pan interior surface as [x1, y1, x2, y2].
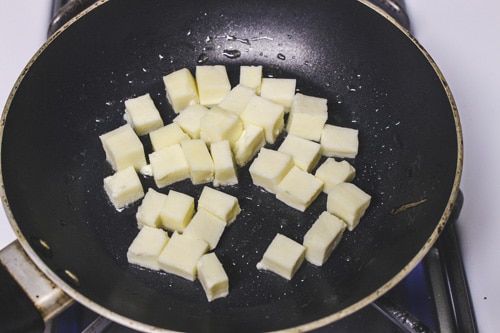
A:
[0, 0, 460, 331]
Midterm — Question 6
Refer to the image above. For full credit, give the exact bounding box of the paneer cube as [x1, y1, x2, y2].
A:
[327, 182, 371, 230]
[240, 95, 285, 144]
[276, 166, 323, 212]
[149, 144, 190, 188]
[149, 123, 190, 152]
[173, 104, 208, 139]
[163, 68, 199, 113]
[103, 166, 144, 209]
[197, 253, 229, 302]
[160, 190, 195, 232]
[183, 209, 226, 250]
[199, 107, 243, 147]
[218, 84, 256, 116]
[286, 93, 328, 141]
[210, 140, 238, 187]
[127, 226, 169, 271]
[99, 124, 147, 172]
[124, 93, 164, 136]
[277, 134, 321, 172]
[239, 65, 262, 92]
[260, 78, 296, 110]
[233, 125, 266, 167]
[197, 186, 241, 224]
[181, 139, 214, 185]
[158, 232, 209, 281]
[249, 148, 294, 194]
[196, 65, 231, 107]
[321, 124, 359, 158]
[303, 211, 346, 266]
[257, 233, 305, 280]
[136, 188, 168, 229]
[315, 158, 356, 194]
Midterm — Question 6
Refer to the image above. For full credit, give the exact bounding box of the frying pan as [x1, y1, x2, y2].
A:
[0, 0, 462, 331]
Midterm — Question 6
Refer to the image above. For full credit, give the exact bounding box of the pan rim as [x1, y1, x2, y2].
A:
[0, 0, 463, 331]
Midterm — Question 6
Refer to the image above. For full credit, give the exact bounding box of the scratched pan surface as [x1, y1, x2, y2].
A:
[0, 0, 462, 331]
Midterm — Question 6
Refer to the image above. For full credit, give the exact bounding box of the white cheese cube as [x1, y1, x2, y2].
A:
[218, 84, 256, 116]
[99, 124, 147, 172]
[183, 209, 226, 250]
[181, 139, 214, 185]
[239, 65, 262, 92]
[124, 93, 164, 136]
[277, 134, 321, 172]
[276, 166, 323, 212]
[196, 65, 231, 107]
[233, 125, 265, 167]
[163, 68, 199, 113]
[240, 95, 285, 144]
[210, 140, 238, 187]
[149, 144, 190, 188]
[249, 148, 294, 194]
[136, 188, 168, 229]
[257, 233, 305, 280]
[260, 78, 296, 110]
[127, 226, 169, 271]
[303, 211, 346, 266]
[173, 104, 208, 139]
[197, 253, 229, 301]
[149, 123, 190, 152]
[103, 166, 144, 209]
[286, 93, 328, 141]
[197, 186, 241, 224]
[160, 190, 195, 232]
[199, 107, 243, 147]
[327, 182, 371, 231]
[321, 124, 359, 158]
[158, 232, 209, 281]
[315, 158, 356, 194]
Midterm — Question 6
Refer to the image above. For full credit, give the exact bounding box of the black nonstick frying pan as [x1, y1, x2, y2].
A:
[0, 0, 462, 331]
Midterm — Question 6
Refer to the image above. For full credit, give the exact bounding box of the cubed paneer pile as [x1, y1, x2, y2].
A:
[126, 185, 238, 301]
[99, 64, 372, 301]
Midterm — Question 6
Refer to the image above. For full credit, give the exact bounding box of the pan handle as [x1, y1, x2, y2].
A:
[0, 241, 73, 332]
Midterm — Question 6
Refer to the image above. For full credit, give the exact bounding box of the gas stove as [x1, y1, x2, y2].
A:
[2, 0, 497, 332]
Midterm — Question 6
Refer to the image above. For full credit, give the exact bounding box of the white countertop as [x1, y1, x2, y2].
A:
[1, 1, 498, 332]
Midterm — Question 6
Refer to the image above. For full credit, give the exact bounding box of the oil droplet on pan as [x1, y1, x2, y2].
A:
[347, 85, 358, 92]
[226, 35, 251, 45]
[197, 53, 209, 64]
[222, 49, 241, 59]
[335, 95, 344, 104]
